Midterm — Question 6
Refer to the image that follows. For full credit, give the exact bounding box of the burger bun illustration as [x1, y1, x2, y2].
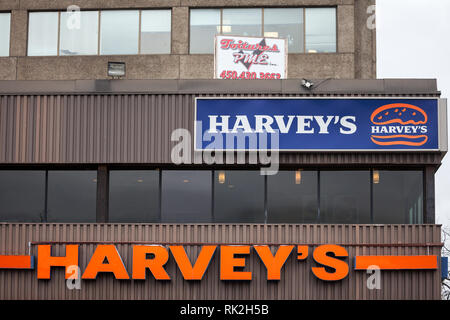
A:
[370, 103, 428, 146]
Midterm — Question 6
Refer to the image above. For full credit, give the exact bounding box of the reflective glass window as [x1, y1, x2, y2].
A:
[222, 9, 262, 37]
[190, 9, 221, 54]
[60, 11, 99, 55]
[264, 8, 304, 53]
[0, 13, 11, 56]
[28, 12, 59, 56]
[100, 10, 139, 55]
[161, 171, 212, 223]
[214, 171, 265, 223]
[305, 8, 336, 53]
[0, 171, 45, 222]
[47, 171, 97, 222]
[373, 171, 423, 224]
[267, 171, 318, 223]
[141, 10, 171, 54]
[109, 170, 160, 223]
[320, 171, 371, 224]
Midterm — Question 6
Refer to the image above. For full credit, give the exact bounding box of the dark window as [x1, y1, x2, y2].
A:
[109, 170, 160, 223]
[0, 171, 46, 222]
[267, 170, 318, 223]
[214, 170, 265, 223]
[161, 170, 212, 223]
[373, 170, 423, 224]
[0, 168, 426, 224]
[47, 171, 97, 222]
[320, 171, 371, 224]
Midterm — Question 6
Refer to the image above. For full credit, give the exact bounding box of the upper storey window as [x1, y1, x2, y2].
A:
[222, 8, 262, 38]
[100, 10, 140, 55]
[189, 7, 336, 54]
[141, 10, 172, 54]
[27, 10, 172, 56]
[60, 11, 99, 55]
[305, 8, 337, 53]
[264, 8, 304, 53]
[0, 13, 11, 56]
[190, 9, 221, 54]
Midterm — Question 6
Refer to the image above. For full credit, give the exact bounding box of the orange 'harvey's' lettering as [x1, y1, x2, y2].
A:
[170, 245, 216, 280]
[132, 245, 171, 280]
[37, 244, 79, 279]
[311, 244, 349, 281]
[36, 244, 356, 282]
[82, 244, 129, 279]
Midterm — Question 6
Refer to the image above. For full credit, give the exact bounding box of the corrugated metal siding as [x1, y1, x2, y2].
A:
[0, 223, 442, 300]
[0, 94, 444, 165]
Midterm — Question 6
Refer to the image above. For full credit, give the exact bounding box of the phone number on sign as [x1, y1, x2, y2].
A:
[219, 70, 281, 80]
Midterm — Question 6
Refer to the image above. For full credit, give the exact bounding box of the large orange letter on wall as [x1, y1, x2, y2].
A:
[311, 245, 349, 281]
[254, 245, 294, 280]
[37, 245, 79, 279]
[132, 245, 171, 280]
[170, 246, 216, 280]
[82, 245, 129, 280]
[220, 246, 252, 280]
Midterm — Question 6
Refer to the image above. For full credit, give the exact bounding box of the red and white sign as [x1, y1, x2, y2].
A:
[214, 35, 287, 80]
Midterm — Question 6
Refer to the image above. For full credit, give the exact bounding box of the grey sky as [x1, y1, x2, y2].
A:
[376, 0, 450, 226]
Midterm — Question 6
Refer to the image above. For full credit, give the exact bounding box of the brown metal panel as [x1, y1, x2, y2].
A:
[0, 93, 446, 165]
[0, 223, 443, 300]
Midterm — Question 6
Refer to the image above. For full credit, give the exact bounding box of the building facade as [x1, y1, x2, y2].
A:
[0, 0, 448, 300]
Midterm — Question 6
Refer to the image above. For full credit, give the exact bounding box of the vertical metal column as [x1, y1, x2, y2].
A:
[96, 165, 109, 223]
[424, 166, 436, 224]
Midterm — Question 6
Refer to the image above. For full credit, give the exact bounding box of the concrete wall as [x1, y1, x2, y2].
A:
[0, 0, 376, 81]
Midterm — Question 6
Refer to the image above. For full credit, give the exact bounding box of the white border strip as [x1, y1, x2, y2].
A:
[194, 96, 443, 152]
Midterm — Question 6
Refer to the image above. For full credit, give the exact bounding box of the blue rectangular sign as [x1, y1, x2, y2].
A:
[194, 98, 439, 151]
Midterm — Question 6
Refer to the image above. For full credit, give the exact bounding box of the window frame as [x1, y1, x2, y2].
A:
[0, 166, 426, 224]
[27, 9, 172, 57]
[304, 7, 338, 54]
[27, 11, 60, 57]
[59, 10, 100, 56]
[0, 12, 11, 57]
[189, 7, 337, 54]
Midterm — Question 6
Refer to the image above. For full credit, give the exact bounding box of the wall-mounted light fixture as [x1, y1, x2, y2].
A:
[373, 170, 380, 184]
[301, 78, 314, 90]
[107, 62, 126, 78]
[218, 171, 226, 184]
[295, 170, 302, 185]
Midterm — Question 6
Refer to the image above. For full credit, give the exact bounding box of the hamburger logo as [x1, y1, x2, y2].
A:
[370, 103, 428, 146]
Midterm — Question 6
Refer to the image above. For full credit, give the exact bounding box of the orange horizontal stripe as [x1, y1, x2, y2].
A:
[371, 135, 428, 139]
[355, 255, 437, 270]
[0, 255, 34, 269]
[370, 136, 428, 146]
